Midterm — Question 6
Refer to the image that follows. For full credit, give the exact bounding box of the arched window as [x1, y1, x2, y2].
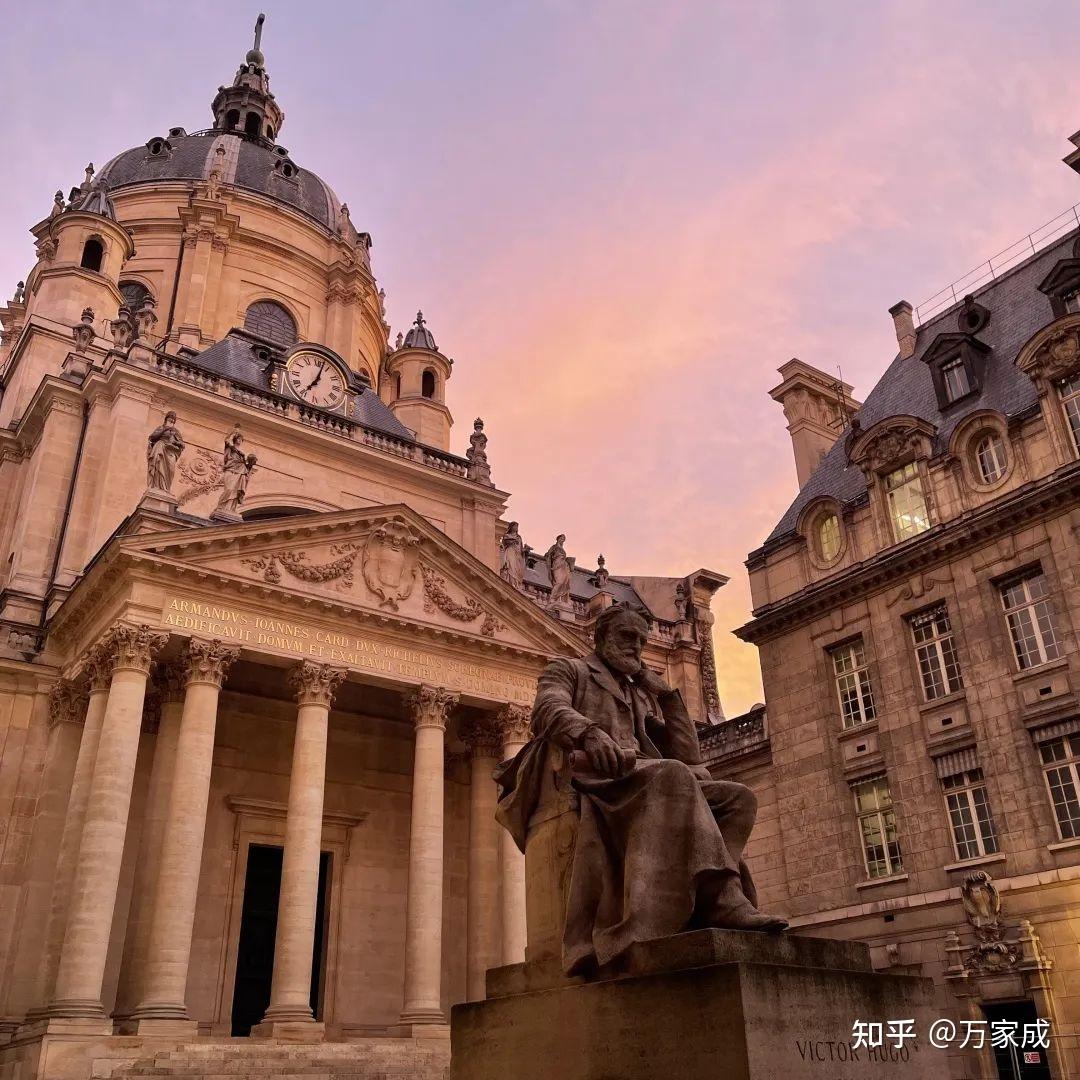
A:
[225, 109, 240, 131]
[80, 238, 104, 272]
[244, 300, 298, 347]
[394, 373, 402, 399]
[120, 281, 152, 312]
[975, 433, 1008, 484]
[244, 112, 261, 137]
[421, 369, 436, 399]
[266, 125, 275, 139]
[817, 513, 841, 562]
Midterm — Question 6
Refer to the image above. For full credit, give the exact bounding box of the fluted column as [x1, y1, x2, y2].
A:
[132, 641, 238, 1028]
[400, 685, 458, 1025]
[48, 626, 168, 1019]
[112, 663, 186, 1024]
[497, 704, 531, 966]
[256, 661, 346, 1034]
[462, 716, 502, 1001]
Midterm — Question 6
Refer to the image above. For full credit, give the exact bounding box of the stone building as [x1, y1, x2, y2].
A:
[0, 26, 728, 1080]
[733, 136, 1080, 1078]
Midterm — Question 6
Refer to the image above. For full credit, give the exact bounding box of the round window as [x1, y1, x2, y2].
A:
[974, 432, 1008, 484]
[817, 512, 841, 562]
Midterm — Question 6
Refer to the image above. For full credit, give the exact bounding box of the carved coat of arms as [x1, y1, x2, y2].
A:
[361, 521, 421, 610]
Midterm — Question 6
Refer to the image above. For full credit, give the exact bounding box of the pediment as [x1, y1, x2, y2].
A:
[120, 504, 586, 657]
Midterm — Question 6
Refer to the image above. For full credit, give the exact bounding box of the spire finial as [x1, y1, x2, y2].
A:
[415, 310, 425, 328]
[247, 13, 266, 66]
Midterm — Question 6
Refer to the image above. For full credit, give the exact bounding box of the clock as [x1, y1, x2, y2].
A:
[284, 351, 347, 410]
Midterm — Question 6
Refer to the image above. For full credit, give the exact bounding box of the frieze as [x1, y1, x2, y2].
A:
[420, 563, 506, 638]
[241, 542, 361, 589]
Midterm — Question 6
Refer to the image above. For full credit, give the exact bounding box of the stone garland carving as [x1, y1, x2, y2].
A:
[182, 638, 240, 687]
[241, 543, 361, 589]
[361, 521, 421, 611]
[289, 660, 348, 707]
[176, 448, 224, 506]
[419, 563, 506, 638]
[885, 571, 952, 609]
[48, 680, 87, 727]
[407, 684, 459, 730]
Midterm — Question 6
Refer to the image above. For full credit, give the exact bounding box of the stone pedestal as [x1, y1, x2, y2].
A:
[451, 929, 949, 1080]
[137, 488, 178, 515]
[209, 507, 243, 524]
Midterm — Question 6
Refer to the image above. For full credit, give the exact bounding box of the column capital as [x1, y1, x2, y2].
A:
[153, 660, 188, 705]
[495, 702, 532, 743]
[82, 640, 117, 693]
[460, 714, 502, 756]
[48, 680, 88, 728]
[288, 660, 347, 708]
[407, 684, 458, 731]
[99, 624, 170, 675]
[181, 638, 240, 688]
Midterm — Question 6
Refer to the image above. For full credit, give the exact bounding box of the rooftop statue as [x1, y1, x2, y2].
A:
[496, 602, 787, 976]
[146, 411, 185, 494]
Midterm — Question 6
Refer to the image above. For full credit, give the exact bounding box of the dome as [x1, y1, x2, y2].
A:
[403, 311, 438, 351]
[95, 131, 348, 234]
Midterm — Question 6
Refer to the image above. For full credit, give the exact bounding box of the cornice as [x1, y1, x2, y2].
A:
[737, 461, 1080, 644]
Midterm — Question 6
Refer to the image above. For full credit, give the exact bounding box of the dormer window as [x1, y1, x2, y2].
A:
[942, 357, 971, 402]
[1063, 287, 1080, 315]
[920, 333, 988, 410]
[885, 462, 930, 541]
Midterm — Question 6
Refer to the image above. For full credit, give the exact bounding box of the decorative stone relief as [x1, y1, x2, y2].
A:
[182, 638, 240, 687]
[496, 702, 532, 743]
[135, 297, 158, 339]
[72, 308, 95, 354]
[176, 448, 223, 506]
[1022, 323, 1080, 384]
[361, 521, 421, 611]
[242, 543, 361, 589]
[153, 660, 188, 704]
[419, 563, 506, 637]
[460, 714, 504, 755]
[110, 305, 138, 351]
[48, 680, 87, 728]
[853, 424, 926, 477]
[407, 684, 459, 731]
[101, 624, 170, 674]
[696, 618, 723, 722]
[83, 640, 117, 691]
[288, 660, 347, 707]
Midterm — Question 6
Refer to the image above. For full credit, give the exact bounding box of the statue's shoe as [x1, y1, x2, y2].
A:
[712, 900, 789, 934]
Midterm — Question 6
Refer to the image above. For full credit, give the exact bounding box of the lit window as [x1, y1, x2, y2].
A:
[244, 300, 298, 347]
[1000, 571, 1061, 670]
[1039, 735, 1080, 839]
[885, 462, 931, 542]
[942, 357, 971, 402]
[975, 433, 1008, 484]
[831, 640, 876, 728]
[818, 512, 841, 561]
[853, 776, 903, 878]
[1060, 373, 1080, 457]
[942, 769, 999, 860]
[911, 606, 964, 701]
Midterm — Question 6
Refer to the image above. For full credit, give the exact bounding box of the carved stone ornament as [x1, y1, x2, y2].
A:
[242, 542, 361, 589]
[154, 660, 189, 704]
[182, 638, 240, 688]
[465, 417, 493, 486]
[72, 308, 95, 354]
[696, 618, 723, 722]
[110, 305, 138, 351]
[496, 702, 532, 743]
[853, 424, 926, 477]
[407, 684, 459, 731]
[289, 660, 348, 707]
[361, 521, 421, 611]
[35, 236, 57, 263]
[100, 624, 169, 675]
[176, 448, 223, 506]
[419, 563, 506, 637]
[135, 296, 158, 339]
[961, 870, 1001, 935]
[48, 680, 87, 728]
[460, 714, 504, 755]
[83, 640, 117, 691]
[1025, 324, 1080, 384]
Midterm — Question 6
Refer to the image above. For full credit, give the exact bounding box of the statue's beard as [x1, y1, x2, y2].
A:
[599, 642, 641, 676]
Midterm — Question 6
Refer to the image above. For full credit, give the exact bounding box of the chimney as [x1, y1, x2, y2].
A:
[889, 300, 917, 359]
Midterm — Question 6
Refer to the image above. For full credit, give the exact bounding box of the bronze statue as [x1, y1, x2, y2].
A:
[496, 603, 786, 975]
[146, 411, 185, 493]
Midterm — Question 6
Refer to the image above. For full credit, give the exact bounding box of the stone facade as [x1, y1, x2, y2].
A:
[0, 26, 730, 1080]
[731, 143, 1080, 1079]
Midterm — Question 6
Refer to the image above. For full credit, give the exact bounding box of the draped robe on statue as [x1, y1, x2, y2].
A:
[495, 654, 759, 974]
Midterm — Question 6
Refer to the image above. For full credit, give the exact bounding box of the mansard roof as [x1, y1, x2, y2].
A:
[760, 229, 1072, 548]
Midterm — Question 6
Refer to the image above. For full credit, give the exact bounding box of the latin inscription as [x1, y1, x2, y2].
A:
[162, 595, 537, 703]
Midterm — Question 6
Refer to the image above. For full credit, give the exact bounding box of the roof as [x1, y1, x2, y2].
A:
[97, 131, 347, 234]
[193, 331, 413, 438]
[762, 230, 1073, 547]
[521, 550, 649, 608]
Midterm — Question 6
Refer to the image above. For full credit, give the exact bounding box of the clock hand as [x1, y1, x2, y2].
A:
[303, 363, 326, 393]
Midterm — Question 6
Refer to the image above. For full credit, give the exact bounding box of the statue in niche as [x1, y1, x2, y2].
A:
[545, 534, 572, 606]
[495, 602, 787, 976]
[146, 411, 186, 493]
[214, 427, 257, 516]
[499, 521, 526, 589]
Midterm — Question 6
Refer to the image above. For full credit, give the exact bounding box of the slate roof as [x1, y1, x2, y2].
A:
[97, 132, 344, 233]
[762, 229, 1075, 547]
[193, 331, 413, 439]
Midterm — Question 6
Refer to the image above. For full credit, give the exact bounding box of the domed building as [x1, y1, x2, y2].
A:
[0, 21, 729, 1080]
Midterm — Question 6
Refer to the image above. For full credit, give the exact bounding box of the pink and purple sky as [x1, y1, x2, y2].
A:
[3, 2, 1080, 714]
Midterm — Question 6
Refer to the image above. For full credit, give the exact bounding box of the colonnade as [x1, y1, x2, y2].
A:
[25, 622, 531, 1035]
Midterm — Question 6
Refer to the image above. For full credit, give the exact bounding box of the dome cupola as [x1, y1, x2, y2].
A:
[210, 13, 285, 143]
[402, 311, 437, 351]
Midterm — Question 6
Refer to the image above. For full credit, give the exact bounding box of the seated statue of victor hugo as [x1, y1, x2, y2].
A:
[495, 602, 787, 976]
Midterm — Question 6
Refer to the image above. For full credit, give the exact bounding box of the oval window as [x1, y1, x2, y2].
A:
[818, 513, 841, 562]
[975, 433, 1007, 484]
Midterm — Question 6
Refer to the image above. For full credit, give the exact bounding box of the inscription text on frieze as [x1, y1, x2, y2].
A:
[162, 595, 537, 703]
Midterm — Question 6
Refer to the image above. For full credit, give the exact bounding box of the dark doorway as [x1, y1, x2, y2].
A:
[982, 1001, 1053, 1080]
[230, 844, 332, 1036]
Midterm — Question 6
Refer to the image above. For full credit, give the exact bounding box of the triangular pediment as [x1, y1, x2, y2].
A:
[119, 504, 587, 657]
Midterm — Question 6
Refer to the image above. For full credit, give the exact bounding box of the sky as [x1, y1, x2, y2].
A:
[3, 1, 1080, 715]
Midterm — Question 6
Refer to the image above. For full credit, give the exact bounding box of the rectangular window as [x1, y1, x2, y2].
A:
[884, 462, 931, 542]
[910, 605, 964, 701]
[942, 357, 971, 402]
[1000, 570, 1061, 670]
[831, 640, 876, 728]
[942, 768, 999, 860]
[1063, 289, 1080, 315]
[1060, 373, 1080, 457]
[1039, 735, 1080, 839]
[853, 776, 903, 878]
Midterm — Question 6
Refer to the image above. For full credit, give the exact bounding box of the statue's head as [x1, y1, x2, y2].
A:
[164, 411, 177, 424]
[557, 533, 566, 544]
[595, 603, 651, 676]
[507, 521, 518, 534]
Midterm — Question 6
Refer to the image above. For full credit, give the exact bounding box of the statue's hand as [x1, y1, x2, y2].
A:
[580, 726, 627, 778]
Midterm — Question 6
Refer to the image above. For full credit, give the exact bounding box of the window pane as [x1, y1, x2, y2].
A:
[818, 513, 841, 561]
[943, 359, 971, 401]
[1061, 374, 1080, 456]
[244, 300, 298, 347]
[886, 463, 931, 541]
[1001, 572, 1060, 669]
[975, 434, 1007, 483]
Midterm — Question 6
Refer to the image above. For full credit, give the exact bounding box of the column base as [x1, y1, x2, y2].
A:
[250, 1018, 325, 1042]
[398, 1007, 447, 1027]
[39, 999, 108, 1021]
[128, 1017, 198, 1036]
[15, 1015, 113, 1039]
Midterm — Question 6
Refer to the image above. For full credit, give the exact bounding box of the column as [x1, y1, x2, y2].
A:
[132, 640, 238, 1028]
[400, 685, 458, 1026]
[112, 663, 185, 1024]
[462, 716, 502, 1001]
[48, 625, 168, 1019]
[497, 704, 531, 966]
[256, 661, 346, 1035]
[28, 644, 112, 1018]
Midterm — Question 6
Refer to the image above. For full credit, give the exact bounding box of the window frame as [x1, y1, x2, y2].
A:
[852, 776, 903, 879]
[884, 461, 932, 542]
[941, 357, 972, 402]
[1039, 735, 1080, 840]
[910, 605, 965, 702]
[973, 431, 1009, 485]
[942, 768, 999, 861]
[830, 638, 877, 729]
[243, 299, 299, 348]
[999, 569, 1062, 671]
[1059, 372, 1080, 458]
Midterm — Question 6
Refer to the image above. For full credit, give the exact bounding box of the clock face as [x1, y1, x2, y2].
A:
[285, 352, 347, 410]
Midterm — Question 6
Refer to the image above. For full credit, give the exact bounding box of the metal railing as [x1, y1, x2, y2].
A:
[914, 203, 1080, 326]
